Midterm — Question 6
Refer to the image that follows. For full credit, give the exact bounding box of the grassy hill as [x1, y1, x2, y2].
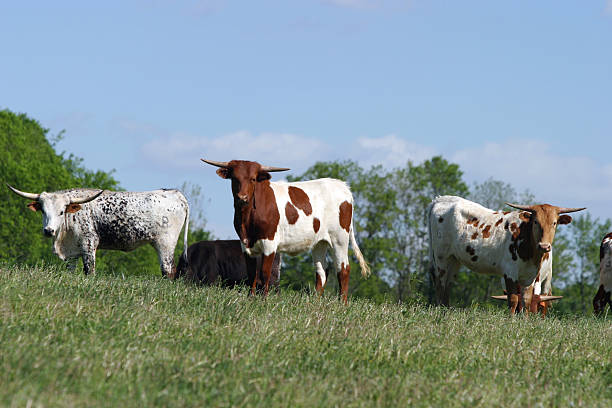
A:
[1, 264, 611, 407]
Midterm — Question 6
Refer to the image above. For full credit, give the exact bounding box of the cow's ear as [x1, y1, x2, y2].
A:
[558, 214, 572, 225]
[216, 167, 232, 179]
[257, 171, 271, 181]
[519, 211, 532, 221]
[66, 203, 82, 213]
[27, 201, 41, 212]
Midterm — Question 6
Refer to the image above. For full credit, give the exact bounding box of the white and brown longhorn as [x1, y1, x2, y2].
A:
[428, 196, 585, 315]
[202, 159, 370, 303]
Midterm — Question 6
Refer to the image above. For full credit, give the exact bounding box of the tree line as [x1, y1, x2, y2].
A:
[1, 109, 608, 314]
[0, 110, 211, 276]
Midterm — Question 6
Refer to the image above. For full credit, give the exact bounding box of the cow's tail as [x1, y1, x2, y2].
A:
[349, 220, 371, 278]
[426, 199, 437, 276]
[182, 198, 190, 264]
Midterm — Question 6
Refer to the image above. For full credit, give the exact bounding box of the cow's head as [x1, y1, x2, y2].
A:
[505, 202, 585, 254]
[7, 184, 103, 238]
[201, 159, 289, 206]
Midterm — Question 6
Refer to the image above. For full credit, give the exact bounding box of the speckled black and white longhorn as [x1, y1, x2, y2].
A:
[7, 184, 189, 276]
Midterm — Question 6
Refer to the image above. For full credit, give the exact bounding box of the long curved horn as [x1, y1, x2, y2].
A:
[260, 165, 290, 172]
[71, 190, 104, 204]
[201, 159, 230, 168]
[491, 295, 508, 301]
[556, 207, 586, 214]
[6, 184, 40, 200]
[505, 202, 535, 212]
[540, 295, 563, 301]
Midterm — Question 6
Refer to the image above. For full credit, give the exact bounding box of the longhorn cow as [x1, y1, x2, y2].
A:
[202, 159, 370, 302]
[7, 184, 189, 276]
[428, 196, 584, 313]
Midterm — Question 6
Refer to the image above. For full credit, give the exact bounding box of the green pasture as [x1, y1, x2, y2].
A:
[1, 264, 610, 407]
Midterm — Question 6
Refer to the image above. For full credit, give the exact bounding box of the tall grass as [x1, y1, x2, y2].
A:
[1, 263, 611, 407]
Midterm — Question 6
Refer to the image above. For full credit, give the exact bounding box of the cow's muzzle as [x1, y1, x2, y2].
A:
[43, 227, 55, 237]
[538, 243, 551, 252]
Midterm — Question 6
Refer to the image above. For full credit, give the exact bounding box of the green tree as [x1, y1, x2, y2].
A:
[389, 156, 469, 303]
[1, 109, 213, 276]
[1, 110, 76, 264]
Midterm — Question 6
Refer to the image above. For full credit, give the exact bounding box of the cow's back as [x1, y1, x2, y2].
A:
[86, 189, 188, 251]
[430, 195, 524, 278]
[272, 178, 352, 254]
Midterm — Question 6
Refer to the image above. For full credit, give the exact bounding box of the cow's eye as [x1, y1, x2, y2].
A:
[60, 211, 64, 215]
[251, 178, 256, 182]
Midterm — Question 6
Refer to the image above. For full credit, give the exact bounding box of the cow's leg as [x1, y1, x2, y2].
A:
[247, 254, 259, 296]
[80, 237, 98, 275]
[153, 242, 176, 278]
[312, 242, 329, 296]
[593, 285, 609, 316]
[329, 243, 350, 304]
[260, 252, 277, 297]
[504, 276, 522, 314]
[82, 251, 96, 275]
[431, 257, 458, 306]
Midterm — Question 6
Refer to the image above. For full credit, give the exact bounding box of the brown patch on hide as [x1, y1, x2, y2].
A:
[66, 203, 82, 213]
[339, 201, 352, 233]
[285, 202, 299, 224]
[482, 225, 491, 239]
[313, 217, 320, 233]
[288, 186, 312, 216]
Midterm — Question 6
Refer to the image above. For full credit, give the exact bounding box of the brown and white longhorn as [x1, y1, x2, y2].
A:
[202, 159, 370, 302]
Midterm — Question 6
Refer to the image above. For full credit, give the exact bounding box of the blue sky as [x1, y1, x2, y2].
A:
[2, 1, 612, 238]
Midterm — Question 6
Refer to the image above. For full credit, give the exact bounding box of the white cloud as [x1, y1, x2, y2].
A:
[141, 130, 330, 171]
[355, 134, 437, 168]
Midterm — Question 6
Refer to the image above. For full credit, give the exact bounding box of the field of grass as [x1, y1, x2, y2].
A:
[1, 264, 611, 407]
